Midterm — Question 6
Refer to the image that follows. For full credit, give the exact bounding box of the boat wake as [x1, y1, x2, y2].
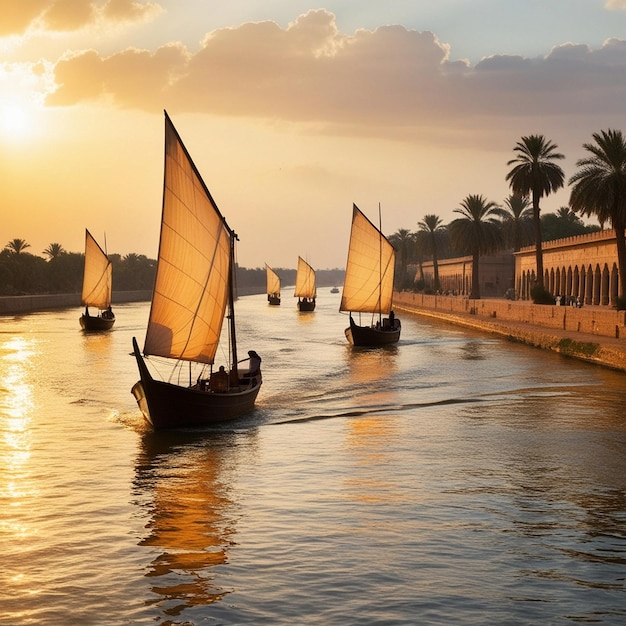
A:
[273, 396, 484, 425]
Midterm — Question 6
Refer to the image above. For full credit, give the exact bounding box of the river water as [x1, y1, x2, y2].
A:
[1, 289, 626, 625]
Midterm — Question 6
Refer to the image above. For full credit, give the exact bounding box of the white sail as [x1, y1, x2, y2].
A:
[81, 229, 112, 310]
[294, 256, 316, 299]
[143, 114, 231, 365]
[266, 264, 280, 296]
[340, 204, 395, 314]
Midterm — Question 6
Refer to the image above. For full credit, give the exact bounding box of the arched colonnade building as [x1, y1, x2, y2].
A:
[515, 229, 621, 306]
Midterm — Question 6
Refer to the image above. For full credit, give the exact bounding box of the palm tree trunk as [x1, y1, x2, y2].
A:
[532, 193, 544, 288]
[615, 222, 626, 298]
[430, 232, 440, 291]
[433, 251, 440, 291]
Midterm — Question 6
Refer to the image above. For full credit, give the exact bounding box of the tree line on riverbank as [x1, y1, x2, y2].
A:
[0, 240, 344, 297]
[387, 130, 626, 305]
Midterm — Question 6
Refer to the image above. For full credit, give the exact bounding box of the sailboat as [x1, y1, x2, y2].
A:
[79, 229, 115, 331]
[266, 264, 281, 305]
[294, 256, 316, 311]
[340, 204, 401, 346]
[131, 111, 262, 431]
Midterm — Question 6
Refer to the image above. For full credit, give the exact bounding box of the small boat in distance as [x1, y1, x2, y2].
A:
[340, 204, 400, 346]
[294, 256, 316, 311]
[330, 286, 339, 294]
[79, 229, 115, 331]
[131, 111, 262, 431]
[266, 263, 281, 305]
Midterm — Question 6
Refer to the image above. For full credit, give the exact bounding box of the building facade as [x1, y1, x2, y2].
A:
[411, 229, 621, 307]
[415, 254, 515, 298]
[515, 229, 620, 306]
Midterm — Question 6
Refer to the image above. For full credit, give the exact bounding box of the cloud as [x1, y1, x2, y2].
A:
[43, 9, 626, 138]
[606, 0, 626, 9]
[0, 0, 161, 37]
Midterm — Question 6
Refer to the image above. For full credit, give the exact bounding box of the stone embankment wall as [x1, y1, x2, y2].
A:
[394, 292, 626, 339]
[393, 291, 626, 373]
[0, 291, 151, 315]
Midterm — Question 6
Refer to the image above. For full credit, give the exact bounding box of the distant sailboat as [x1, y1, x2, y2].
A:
[79, 229, 115, 331]
[294, 256, 316, 311]
[340, 204, 400, 346]
[131, 111, 262, 430]
[266, 264, 281, 305]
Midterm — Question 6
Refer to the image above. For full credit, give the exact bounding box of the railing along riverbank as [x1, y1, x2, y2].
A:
[394, 291, 626, 373]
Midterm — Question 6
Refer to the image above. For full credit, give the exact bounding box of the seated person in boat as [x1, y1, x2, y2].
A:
[209, 365, 229, 392]
[382, 310, 397, 330]
[102, 306, 114, 319]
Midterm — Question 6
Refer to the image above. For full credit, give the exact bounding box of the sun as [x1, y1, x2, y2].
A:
[0, 104, 32, 141]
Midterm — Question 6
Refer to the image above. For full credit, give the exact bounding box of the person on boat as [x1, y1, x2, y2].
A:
[389, 310, 395, 328]
[209, 365, 229, 392]
[102, 306, 114, 320]
[247, 350, 262, 377]
[84, 306, 90, 316]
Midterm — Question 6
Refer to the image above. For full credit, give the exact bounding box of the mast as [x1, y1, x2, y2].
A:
[378, 202, 383, 324]
[228, 230, 239, 377]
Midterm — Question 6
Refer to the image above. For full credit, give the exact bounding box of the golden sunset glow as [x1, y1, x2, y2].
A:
[1, 3, 626, 267]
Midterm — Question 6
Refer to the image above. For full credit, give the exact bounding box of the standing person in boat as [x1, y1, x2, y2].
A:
[248, 350, 262, 376]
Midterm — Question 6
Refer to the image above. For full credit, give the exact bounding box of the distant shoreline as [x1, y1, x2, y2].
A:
[0, 290, 152, 316]
[0, 287, 268, 316]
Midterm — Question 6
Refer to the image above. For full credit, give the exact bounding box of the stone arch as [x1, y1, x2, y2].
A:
[601, 264, 610, 305]
[566, 266, 573, 298]
[585, 265, 593, 304]
[554, 267, 560, 296]
[593, 264, 602, 305]
[610, 262, 619, 305]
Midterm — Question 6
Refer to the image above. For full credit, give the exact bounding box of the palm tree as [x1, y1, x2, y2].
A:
[506, 135, 565, 288]
[388, 228, 414, 289]
[43, 243, 66, 260]
[501, 194, 533, 252]
[569, 129, 626, 300]
[412, 231, 425, 286]
[556, 207, 579, 222]
[417, 214, 445, 291]
[5, 238, 31, 255]
[448, 194, 504, 299]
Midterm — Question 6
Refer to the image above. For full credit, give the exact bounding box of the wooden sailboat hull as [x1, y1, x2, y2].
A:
[345, 315, 401, 346]
[131, 338, 261, 430]
[80, 313, 115, 331]
[297, 299, 316, 312]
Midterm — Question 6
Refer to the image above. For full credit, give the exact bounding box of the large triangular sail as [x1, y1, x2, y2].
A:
[266, 264, 280, 296]
[143, 113, 232, 365]
[294, 257, 316, 299]
[81, 229, 112, 310]
[340, 204, 395, 314]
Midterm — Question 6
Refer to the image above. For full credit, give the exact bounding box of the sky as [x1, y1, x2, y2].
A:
[2, 1, 626, 270]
